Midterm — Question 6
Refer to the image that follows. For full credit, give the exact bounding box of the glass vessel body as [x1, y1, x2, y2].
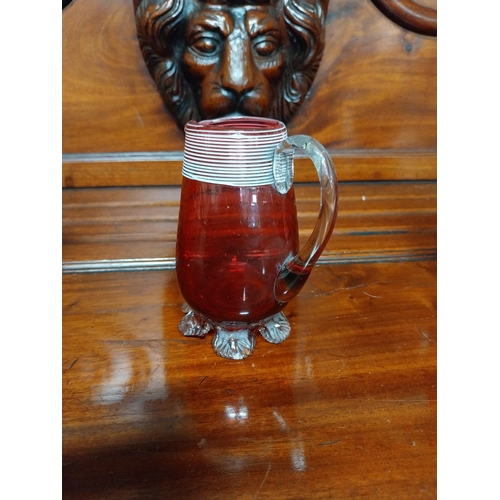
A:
[176, 178, 299, 324]
[175, 116, 338, 359]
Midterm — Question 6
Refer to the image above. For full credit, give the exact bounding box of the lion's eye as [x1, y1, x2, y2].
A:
[253, 37, 278, 57]
[190, 35, 220, 56]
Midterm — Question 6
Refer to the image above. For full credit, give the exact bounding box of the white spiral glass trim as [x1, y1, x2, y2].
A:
[183, 117, 288, 187]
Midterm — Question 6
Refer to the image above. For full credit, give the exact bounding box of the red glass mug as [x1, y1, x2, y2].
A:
[176, 117, 338, 359]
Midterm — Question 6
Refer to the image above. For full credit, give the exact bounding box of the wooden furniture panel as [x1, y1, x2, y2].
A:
[63, 260, 436, 499]
[62, 2, 437, 496]
[62, 0, 185, 154]
[288, 0, 437, 150]
[62, 0, 436, 186]
[62, 181, 436, 269]
[62, 151, 437, 188]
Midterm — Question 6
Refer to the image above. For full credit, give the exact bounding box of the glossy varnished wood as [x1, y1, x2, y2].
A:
[370, 0, 437, 36]
[62, 152, 437, 188]
[62, 0, 436, 186]
[62, 181, 436, 266]
[63, 260, 436, 498]
[62, 0, 437, 494]
[62, 0, 436, 152]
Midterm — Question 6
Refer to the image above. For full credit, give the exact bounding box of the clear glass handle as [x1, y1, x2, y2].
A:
[273, 135, 338, 303]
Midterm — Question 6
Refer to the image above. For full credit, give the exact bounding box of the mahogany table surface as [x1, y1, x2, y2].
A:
[62, 182, 437, 499]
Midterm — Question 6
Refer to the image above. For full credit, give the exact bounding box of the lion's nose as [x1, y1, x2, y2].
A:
[220, 33, 256, 98]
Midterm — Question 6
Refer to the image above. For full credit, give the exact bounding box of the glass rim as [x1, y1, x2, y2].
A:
[185, 116, 287, 134]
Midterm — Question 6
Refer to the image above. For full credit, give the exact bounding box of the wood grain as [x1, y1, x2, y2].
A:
[62, 0, 185, 154]
[370, 0, 437, 36]
[62, 0, 436, 185]
[285, 0, 437, 150]
[62, 181, 436, 268]
[62, 2, 437, 495]
[62, 151, 436, 188]
[63, 260, 436, 498]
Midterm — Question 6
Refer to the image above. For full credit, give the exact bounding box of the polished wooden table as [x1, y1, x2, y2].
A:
[63, 181, 436, 499]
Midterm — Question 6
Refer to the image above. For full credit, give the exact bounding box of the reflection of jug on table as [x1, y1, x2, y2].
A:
[176, 117, 338, 360]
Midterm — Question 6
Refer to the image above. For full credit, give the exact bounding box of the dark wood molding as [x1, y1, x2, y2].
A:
[62, 182, 436, 270]
[371, 0, 437, 36]
[62, 150, 437, 188]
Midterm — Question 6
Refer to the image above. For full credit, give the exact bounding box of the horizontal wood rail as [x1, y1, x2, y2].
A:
[62, 151, 436, 188]
[63, 181, 436, 273]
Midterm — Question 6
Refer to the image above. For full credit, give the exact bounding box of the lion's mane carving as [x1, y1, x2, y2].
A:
[133, 0, 328, 129]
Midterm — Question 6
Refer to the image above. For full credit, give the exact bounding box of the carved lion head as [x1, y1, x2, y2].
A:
[134, 0, 328, 129]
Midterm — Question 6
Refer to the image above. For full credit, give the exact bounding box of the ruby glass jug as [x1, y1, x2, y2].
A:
[176, 117, 338, 360]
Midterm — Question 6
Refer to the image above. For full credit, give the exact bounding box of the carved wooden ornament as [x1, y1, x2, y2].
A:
[371, 0, 437, 36]
[133, 0, 329, 129]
